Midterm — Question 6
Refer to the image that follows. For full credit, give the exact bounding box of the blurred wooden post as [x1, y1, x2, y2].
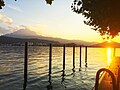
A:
[48, 44, 52, 89]
[85, 46, 87, 67]
[80, 46, 82, 67]
[49, 44, 52, 75]
[73, 45, 75, 69]
[114, 48, 116, 56]
[63, 44, 65, 71]
[23, 42, 28, 89]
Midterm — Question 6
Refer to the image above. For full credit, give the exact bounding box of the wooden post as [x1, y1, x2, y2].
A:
[85, 46, 87, 67]
[63, 44, 65, 71]
[80, 46, 82, 67]
[23, 42, 28, 89]
[48, 44, 52, 90]
[49, 44, 52, 75]
[73, 45, 75, 69]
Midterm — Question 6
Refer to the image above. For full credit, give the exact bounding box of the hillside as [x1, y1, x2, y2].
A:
[0, 36, 60, 46]
[91, 41, 120, 48]
[2, 29, 97, 46]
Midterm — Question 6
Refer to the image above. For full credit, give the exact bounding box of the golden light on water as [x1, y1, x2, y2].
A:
[107, 39, 111, 43]
[107, 48, 112, 64]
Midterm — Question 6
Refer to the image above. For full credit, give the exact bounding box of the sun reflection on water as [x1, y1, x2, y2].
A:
[107, 48, 112, 64]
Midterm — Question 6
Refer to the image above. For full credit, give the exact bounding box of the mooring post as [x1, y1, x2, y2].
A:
[73, 45, 75, 69]
[80, 46, 82, 67]
[85, 46, 87, 67]
[49, 44, 52, 75]
[63, 44, 65, 71]
[23, 42, 28, 90]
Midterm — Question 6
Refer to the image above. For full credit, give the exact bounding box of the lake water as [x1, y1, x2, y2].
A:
[0, 46, 120, 90]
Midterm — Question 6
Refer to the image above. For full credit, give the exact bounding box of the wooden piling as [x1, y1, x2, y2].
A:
[80, 46, 82, 67]
[49, 44, 52, 75]
[73, 45, 75, 69]
[23, 42, 28, 89]
[85, 46, 87, 67]
[63, 44, 65, 70]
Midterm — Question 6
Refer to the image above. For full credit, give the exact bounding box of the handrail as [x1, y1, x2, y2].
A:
[117, 68, 120, 90]
[95, 68, 117, 90]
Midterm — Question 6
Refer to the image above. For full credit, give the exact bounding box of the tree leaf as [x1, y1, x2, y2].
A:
[45, 0, 54, 5]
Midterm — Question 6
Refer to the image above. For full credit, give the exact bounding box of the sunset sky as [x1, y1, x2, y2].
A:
[0, 0, 120, 42]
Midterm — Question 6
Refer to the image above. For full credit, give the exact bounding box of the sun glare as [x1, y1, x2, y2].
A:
[107, 48, 112, 64]
[107, 39, 111, 43]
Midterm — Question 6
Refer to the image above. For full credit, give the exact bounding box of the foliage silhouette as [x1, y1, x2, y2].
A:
[0, 0, 5, 9]
[45, 0, 54, 5]
[71, 0, 120, 39]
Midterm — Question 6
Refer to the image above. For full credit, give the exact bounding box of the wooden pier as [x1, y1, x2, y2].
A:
[22, 42, 120, 90]
[22, 43, 88, 87]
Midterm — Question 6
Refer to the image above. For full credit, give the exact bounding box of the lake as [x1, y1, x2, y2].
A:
[0, 46, 119, 90]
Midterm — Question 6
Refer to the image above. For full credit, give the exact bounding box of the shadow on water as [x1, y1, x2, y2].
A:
[79, 67, 82, 71]
[47, 74, 52, 90]
[61, 70, 67, 88]
[23, 82, 27, 90]
[71, 68, 76, 77]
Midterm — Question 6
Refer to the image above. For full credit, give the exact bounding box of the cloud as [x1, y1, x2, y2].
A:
[0, 14, 13, 24]
[7, 5, 23, 12]
[8, 25, 31, 32]
[0, 27, 11, 35]
[8, 24, 21, 30]
[25, 24, 46, 35]
[0, 13, 44, 36]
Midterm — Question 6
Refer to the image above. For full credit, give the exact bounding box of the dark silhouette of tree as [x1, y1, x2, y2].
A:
[45, 0, 54, 5]
[0, 0, 5, 9]
[71, 0, 120, 39]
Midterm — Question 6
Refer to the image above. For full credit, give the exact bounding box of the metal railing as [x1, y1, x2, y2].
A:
[95, 68, 117, 90]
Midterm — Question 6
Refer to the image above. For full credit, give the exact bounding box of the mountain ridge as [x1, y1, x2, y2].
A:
[2, 29, 97, 46]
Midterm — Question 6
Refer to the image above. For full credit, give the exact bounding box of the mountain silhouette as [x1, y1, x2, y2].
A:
[92, 41, 120, 48]
[3, 29, 97, 46]
[4, 29, 38, 38]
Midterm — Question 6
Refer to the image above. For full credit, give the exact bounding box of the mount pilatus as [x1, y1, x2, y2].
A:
[4, 29, 38, 38]
[3, 29, 96, 45]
